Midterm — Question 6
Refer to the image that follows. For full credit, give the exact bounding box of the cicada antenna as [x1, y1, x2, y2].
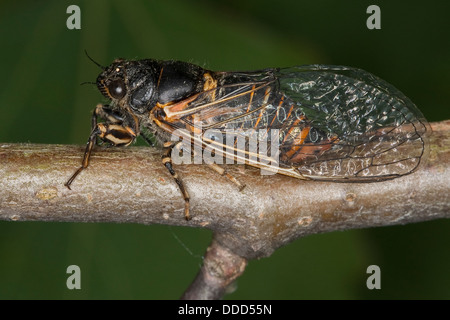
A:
[84, 50, 105, 70]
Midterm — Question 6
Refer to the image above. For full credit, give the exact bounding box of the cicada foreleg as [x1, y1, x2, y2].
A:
[92, 103, 124, 127]
[65, 104, 136, 189]
[162, 141, 191, 221]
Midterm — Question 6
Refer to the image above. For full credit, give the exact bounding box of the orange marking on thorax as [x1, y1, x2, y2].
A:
[203, 72, 218, 102]
[159, 73, 217, 122]
[203, 72, 217, 91]
[159, 94, 200, 120]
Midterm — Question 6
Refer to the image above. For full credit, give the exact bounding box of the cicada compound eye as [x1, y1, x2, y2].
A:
[108, 79, 126, 99]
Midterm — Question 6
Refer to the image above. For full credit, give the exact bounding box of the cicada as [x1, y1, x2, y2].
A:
[66, 57, 430, 220]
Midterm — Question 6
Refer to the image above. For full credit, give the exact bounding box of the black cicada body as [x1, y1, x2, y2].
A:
[66, 58, 430, 220]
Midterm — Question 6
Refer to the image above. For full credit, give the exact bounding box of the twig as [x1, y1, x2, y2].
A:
[0, 120, 449, 299]
[180, 238, 247, 300]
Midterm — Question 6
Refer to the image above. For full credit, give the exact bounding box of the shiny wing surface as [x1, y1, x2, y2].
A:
[163, 65, 430, 181]
[277, 65, 430, 181]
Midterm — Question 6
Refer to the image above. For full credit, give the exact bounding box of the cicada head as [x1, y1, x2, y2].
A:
[96, 59, 128, 103]
[96, 59, 158, 114]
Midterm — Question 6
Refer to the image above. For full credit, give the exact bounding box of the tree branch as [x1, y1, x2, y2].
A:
[180, 238, 247, 300]
[1, 120, 449, 299]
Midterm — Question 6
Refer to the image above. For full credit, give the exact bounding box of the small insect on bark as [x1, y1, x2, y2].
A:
[66, 55, 430, 221]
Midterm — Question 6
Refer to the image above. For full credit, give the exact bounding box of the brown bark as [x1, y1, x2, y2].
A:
[1, 120, 449, 299]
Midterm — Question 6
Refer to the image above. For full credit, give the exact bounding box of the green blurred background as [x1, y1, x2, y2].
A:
[0, 0, 449, 299]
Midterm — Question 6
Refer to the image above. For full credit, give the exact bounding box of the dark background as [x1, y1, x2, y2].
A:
[0, 0, 449, 299]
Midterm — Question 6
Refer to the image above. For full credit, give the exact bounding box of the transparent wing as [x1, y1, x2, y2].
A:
[162, 65, 430, 181]
[277, 65, 430, 181]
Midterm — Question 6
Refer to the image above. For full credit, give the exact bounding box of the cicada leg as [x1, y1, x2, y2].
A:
[177, 142, 246, 191]
[207, 163, 246, 191]
[93, 103, 124, 125]
[65, 104, 136, 189]
[162, 141, 191, 221]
